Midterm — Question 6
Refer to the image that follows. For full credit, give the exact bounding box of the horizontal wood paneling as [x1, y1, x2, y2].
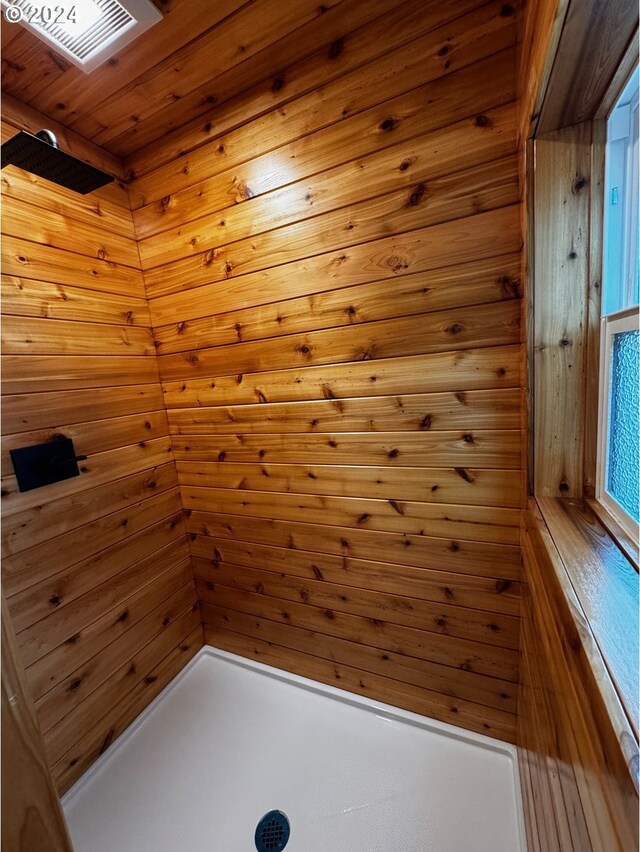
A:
[1, 275, 151, 327]
[172, 429, 521, 468]
[190, 535, 520, 614]
[131, 7, 523, 742]
[178, 461, 522, 507]
[162, 345, 521, 408]
[168, 389, 522, 434]
[2, 384, 166, 434]
[186, 504, 521, 550]
[1, 161, 201, 794]
[152, 253, 521, 354]
[51, 624, 202, 793]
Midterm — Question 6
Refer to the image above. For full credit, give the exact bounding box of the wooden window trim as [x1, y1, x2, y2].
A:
[526, 8, 639, 768]
[528, 497, 639, 787]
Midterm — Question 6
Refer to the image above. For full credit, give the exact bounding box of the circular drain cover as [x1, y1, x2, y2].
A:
[254, 810, 290, 852]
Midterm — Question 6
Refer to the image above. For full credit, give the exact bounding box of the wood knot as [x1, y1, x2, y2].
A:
[474, 114, 490, 127]
[572, 174, 588, 194]
[406, 183, 426, 207]
[328, 38, 344, 58]
[379, 117, 399, 131]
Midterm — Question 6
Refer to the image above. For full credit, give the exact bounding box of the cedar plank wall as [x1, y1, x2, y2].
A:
[0, 123, 203, 794]
[128, 0, 524, 742]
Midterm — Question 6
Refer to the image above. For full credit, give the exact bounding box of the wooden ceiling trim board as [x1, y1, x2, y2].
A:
[1, 94, 127, 190]
[128, 15, 516, 208]
[23, 0, 251, 125]
[133, 100, 516, 242]
[1, 22, 22, 51]
[72, 0, 349, 145]
[121, 0, 488, 168]
[116, 0, 410, 160]
[161, 343, 520, 409]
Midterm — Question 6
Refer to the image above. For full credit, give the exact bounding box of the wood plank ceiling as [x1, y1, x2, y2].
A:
[1, 0, 410, 159]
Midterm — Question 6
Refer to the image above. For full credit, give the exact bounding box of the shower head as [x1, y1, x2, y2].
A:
[1, 129, 114, 194]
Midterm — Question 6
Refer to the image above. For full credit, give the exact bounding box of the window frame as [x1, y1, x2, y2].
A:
[594, 65, 640, 543]
[595, 306, 640, 540]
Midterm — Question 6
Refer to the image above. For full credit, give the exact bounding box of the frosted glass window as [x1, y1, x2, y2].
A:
[598, 65, 640, 537]
[606, 330, 640, 522]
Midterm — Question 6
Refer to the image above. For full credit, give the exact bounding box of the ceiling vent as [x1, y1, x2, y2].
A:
[1, 0, 162, 73]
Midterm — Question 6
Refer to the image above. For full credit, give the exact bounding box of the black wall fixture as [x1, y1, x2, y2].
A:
[10, 437, 88, 493]
[1, 130, 114, 194]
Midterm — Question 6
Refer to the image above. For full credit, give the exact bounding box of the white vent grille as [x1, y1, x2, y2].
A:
[2, 0, 162, 73]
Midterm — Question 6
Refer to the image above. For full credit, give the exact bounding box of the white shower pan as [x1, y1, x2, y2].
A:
[63, 647, 526, 851]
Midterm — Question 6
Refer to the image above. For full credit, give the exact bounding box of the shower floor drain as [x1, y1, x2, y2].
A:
[255, 810, 290, 852]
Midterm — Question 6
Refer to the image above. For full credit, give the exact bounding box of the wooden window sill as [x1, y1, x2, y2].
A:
[532, 496, 639, 784]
